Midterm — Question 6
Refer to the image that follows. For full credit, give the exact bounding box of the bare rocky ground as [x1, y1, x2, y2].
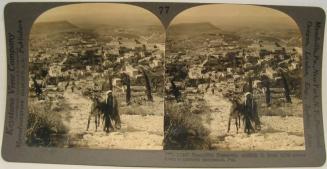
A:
[60, 91, 164, 149]
[54, 89, 304, 150]
[202, 92, 305, 151]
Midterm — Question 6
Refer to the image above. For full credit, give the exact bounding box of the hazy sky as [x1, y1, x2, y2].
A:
[171, 4, 299, 30]
[36, 3, 300, 30]
[35, 3, 162, 26]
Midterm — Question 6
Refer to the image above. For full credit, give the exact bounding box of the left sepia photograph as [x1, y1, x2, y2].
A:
[27, 3, 165, 149]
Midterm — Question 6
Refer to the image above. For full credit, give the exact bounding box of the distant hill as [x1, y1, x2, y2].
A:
[168, 22, 221, 36]
[31, 21, 79, 34]
[94, 24, 165, 42]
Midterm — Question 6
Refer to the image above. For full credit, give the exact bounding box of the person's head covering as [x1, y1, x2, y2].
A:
[106, 90, 112, 95]
[105, 90, 113, 104]
[245, 92, 252, 97]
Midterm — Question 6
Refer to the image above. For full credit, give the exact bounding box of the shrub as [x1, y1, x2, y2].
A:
[26, 101, 67, 146]
[163, 101, 211, 150]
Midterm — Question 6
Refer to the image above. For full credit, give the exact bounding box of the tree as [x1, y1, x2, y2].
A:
[280, 71, 292, 103]
[261, 75, 271, 106]
[171, 79, 181, 102]
[141, 68, 153, 102]
[108, 75, 113, 91]
[248, 76, 253, 94]
[32, 76, 42, 99]
[121, 73, 131, 105]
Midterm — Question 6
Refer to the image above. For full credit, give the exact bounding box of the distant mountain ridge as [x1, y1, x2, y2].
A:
[31, 21, 79, 34]
[168, 22, 222, 35]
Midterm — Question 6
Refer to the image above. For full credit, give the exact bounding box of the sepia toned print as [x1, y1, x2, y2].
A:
[27, 3, 305, 151]
[164, 4, 304, 150]
[27, 3, 165, 149]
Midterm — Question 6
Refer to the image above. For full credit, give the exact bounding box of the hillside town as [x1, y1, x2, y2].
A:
[165, 25, 302, 101]
[164, 22, 304, 150]
[29, 22, 165, 101]
[28, 20, 165, 149]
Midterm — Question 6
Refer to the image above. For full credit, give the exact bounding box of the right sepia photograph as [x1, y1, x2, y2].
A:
[164, 4, 304, 150]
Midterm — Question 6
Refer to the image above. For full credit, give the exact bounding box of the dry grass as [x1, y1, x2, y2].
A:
[26, 99, 68, 146]
[119, 94, 164, 116]
[120, 105, 155, 116]
[257, 97, 303, 117]
[163, 100, 212, 150]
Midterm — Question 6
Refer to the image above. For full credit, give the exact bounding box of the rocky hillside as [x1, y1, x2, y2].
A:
[31, 21, 79, 34]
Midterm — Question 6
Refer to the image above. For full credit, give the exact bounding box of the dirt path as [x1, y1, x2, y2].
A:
[202, 92, 231, 138]
[61, 91, 163, 149]
[202, 92, 305, 150]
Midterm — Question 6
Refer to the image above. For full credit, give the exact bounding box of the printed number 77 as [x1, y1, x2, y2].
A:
[159, 6, 170, 14]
